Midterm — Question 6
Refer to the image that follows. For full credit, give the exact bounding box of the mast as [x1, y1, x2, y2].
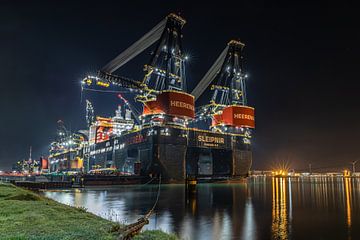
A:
[209, 40, 247, 107]
[29, 146, 32, 162]
[143, 13, 187, 92]
[86, 100, 95, 128]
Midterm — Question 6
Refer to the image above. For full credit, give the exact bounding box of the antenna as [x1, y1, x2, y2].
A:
[351, 160, 358, 173]
[29, 146, 32, 161]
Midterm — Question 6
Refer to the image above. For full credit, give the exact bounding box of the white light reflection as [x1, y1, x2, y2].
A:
[288, 177, 293, 236]
[147, 210, 173, 233]
[211, 210, 222, 240]
[180, 214, 195, 240]
[241, 198, 256, 240]
[220, 212, 231, 239]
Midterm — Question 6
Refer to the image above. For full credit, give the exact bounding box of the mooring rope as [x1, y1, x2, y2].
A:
[140, 177, 155, 186]
[148, 175, 162, 215]
[118, 175, 162, 240]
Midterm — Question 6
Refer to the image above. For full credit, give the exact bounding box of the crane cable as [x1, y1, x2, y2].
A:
[191, 46, 229, 101]
[102, 19, 167, 74]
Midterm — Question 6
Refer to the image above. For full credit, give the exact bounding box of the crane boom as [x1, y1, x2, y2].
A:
[97, 71, 144, 90]
[101, 18, 167, 74]
[191, 46, 229, 101]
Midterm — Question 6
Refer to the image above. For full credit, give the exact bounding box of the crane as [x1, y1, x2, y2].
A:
[82, 13, 188, 103]
[81, 13, 192, 127]
[191, 40, 254, 134]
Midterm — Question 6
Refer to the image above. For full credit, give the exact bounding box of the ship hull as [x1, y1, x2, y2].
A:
[86, 126, 252, 182]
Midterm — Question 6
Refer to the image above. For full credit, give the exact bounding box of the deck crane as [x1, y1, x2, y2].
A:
[82, 13, 193, 126]
[85, 99, 95, 128]
[192, 40, 255, 134]
[117, 93, 141, 124]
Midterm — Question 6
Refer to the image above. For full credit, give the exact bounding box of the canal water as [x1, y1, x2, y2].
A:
[43, 177, 360, 240]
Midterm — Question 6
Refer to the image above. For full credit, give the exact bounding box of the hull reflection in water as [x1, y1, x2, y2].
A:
[43, 177, 360, 240]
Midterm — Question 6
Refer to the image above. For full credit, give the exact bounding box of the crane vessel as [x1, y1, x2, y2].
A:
[48, 13, 255, 182]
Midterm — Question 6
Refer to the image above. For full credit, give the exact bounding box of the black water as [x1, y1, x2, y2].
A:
[43, 177, 360, 240]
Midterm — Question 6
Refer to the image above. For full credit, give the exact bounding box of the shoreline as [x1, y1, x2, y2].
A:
[0, 183, 177, 240]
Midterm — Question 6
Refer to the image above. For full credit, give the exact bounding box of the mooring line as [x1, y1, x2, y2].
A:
[118, 175, 162, 240]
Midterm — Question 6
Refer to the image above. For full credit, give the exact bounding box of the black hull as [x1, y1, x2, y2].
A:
[87, 126, 252, 182]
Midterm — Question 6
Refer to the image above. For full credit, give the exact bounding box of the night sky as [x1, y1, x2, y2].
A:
[1, 1, 359, 171]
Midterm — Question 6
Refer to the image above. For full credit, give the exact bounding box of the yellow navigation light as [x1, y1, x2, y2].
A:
[96, 81, 110, 87]
[210, 85, 230, 91]
[272, 169, 288, 177]
[85, 78, 92, 85]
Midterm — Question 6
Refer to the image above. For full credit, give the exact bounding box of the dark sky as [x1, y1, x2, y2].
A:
[1, 1, 359, 171]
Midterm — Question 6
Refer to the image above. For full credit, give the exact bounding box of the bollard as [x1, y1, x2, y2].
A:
[186, 177, 197, 194]
[185, 176, 197, 215]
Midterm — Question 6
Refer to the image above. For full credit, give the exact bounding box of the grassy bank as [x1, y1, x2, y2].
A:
[0, 183, 177, 240]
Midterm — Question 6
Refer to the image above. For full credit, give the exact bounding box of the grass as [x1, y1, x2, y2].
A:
[133, 230, 178, 240]
[0, 183, 178, 240]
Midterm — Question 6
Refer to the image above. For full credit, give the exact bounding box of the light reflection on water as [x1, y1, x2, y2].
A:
[271, 177, 290, 240]
[43, 177, 360, 239]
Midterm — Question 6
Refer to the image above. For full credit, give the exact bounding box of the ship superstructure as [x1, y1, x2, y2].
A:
[49, 13, 255, 181]
[48, 120, 85, 173]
